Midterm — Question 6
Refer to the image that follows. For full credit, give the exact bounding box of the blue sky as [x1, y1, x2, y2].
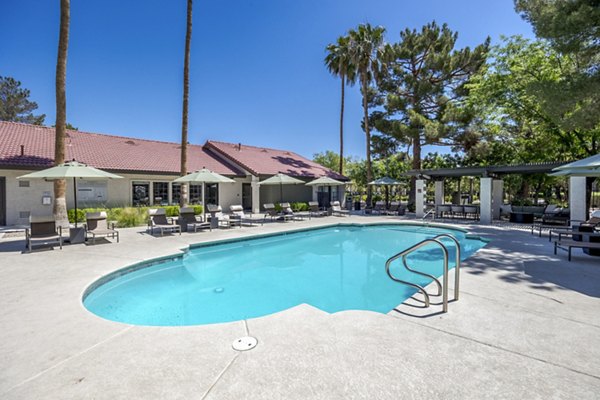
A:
[1, 0, 533, 160]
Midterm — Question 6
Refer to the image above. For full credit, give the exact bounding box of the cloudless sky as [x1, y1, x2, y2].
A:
[1, 0, 534, 160]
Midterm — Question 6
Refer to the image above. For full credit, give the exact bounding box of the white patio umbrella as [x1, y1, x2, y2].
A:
[17, 160, 123, 227]
[259, 173, 304, 203]
[554, 153, 600, 170]
[549, 167, 600, 177]
[173, 168, 235, 220]
[305, 176, 345, 186]
[369, 176, 402, 206]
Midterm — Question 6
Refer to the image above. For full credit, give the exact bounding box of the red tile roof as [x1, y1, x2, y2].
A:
[0, 121, 243, 176]
[206, 140, 347, 180]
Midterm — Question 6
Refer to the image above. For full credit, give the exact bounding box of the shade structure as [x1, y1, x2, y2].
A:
[173, 168, 236, 219]
[17, 160, 123, 227]
[305, 176, 345, 186]
[259, 173, 304, 203]
[554, 153, 600, 170]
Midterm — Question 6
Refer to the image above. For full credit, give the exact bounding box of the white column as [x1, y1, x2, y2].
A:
[149, 182, 154, 205]
[480, 177, 492, 224]
[251, 175, 261, 214]
[434, 180, 444, 205]
[492, 179, 504, 220]
[415, 179, 425, 218]
[312, 186, 318, 202]
[569, 176, 587, 224]
[168, 183, 173, 205]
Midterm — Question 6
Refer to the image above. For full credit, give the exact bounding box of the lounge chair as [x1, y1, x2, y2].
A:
[178, 207, 211, 232]
[263, 203, 280, 222]
[279, 202, 298, 221]
[463, 205, 480, 220]
[229, 205, 257, 227]
[308, 201, 327, 217]
[553, 234, 600, 261]
[436, 205, 452, 219]
[25, 216, 63, 253]
[373, 201, 386, 214]
[85, 211, 119, 244]
[148, 208, 181, 236]
[206, 204, 235, 228]
[330, 201, 349, 217]
[385, 201, 400, 215]
[534, 210, 600, 238]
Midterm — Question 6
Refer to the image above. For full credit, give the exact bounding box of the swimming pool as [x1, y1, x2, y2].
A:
[83, 224, 487, 326]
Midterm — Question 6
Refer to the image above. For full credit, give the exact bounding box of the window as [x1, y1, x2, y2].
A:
[204, 183, 218, 206]
[189, 185, 202, 204]
[153, 182, 168, 205]
[172, 183, 181, 205]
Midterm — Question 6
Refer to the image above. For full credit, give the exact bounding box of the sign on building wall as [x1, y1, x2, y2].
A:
[77, 180, 107, 203]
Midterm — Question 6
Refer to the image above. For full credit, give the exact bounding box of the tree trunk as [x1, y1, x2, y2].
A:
[54, 0, 70, 228]
[180, 0, 193, 207]
[339, 74, 345, 175]
[362, 74, 373, 206]
[408, 134, 421, 205]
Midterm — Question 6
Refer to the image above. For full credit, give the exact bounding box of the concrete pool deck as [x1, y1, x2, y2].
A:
[1, 215, 599, 399]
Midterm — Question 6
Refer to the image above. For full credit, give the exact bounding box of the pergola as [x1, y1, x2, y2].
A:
[404, 161, 590, 223]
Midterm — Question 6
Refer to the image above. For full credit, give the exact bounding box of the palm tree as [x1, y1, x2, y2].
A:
[347, 23, 386, 206]
[324, 36, 355, 175]
[54, 0, 70, 226]
[179, 0, 193, 207]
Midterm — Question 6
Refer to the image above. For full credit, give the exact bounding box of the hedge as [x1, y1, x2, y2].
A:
[68, 205, 203, 227]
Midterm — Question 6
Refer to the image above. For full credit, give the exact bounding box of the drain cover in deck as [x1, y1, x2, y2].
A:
[232, 336, 258, 351]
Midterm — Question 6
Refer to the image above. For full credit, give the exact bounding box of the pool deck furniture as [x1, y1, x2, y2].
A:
[25, 216, 63, 253]
[148, 208, 181, 236]
[229, 205, 258, 227]
[308, 201, 327, 218]
[554, 237, 600, 261]
[207, 205, 237, 228]
[330, 201, 349, 217]
[279, 203, 298, 221]
[372, 201, 386, 214]
[84, 212, 119, 244]
[510, 212, 534, 224]
[178, 207, 212, 232]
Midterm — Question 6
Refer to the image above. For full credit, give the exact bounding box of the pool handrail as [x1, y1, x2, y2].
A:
[385, 238, 450, 313]
[432, 233, 461, 301]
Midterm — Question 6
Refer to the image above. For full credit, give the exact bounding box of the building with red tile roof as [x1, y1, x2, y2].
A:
[0, 121, 347, 225]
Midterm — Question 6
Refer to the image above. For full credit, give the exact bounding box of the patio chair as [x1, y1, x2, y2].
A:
[308, 201, 327, 217]
[463, 205, 479, 220]
[436, 205, 452, 219]
[263, 203, 280, 223]
[148, 208, 181, 236]
[85, 211, 119, 244]
[229, 205, 257, 227]
[330, 201, 349, 217]
[178, 207, 211, 232]
[451, 205, 464, 219]
[25, 216, 63, 253]
[279, 202, 299, 221]
[207, 204, 235, 228]
[534, 209, 599, 238]
[385, 201, 400, 215]
[373, 201, 386, 214]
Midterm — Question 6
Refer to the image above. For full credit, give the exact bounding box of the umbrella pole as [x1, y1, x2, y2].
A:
[202, 183, 206, 222]
[73, 177, 78, 228]
[280, 183, 283, 203]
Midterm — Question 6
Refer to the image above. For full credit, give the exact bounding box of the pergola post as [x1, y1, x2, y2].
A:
[569, 176, 586, 224]
[434, 180, 444, 206]
[492, 179, 504, 220]
[415, 179, 425, 218]
[480, 177, 492, 224]
[251, 175, 260, 214]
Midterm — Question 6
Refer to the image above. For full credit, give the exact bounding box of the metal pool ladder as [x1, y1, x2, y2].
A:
[385, 234, 461, 313]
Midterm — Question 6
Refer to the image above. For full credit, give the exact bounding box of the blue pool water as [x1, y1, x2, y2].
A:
[83, 224, 487, 326]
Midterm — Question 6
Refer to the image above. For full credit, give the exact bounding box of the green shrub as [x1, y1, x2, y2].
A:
[192, 205, 203, 215]
[291, 202, 309, 212]
[67, 204, 204, 227]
